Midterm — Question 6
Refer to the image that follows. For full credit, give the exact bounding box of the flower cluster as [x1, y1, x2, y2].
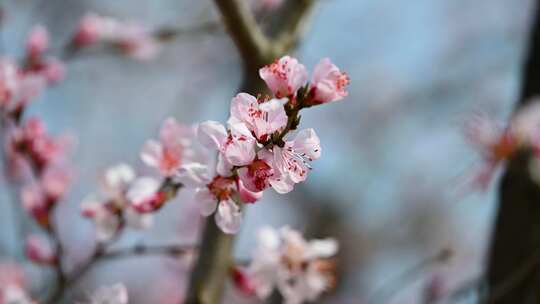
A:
[5, 117, 72, 228]
[81, 163, 160, 242]
[175, 56, 349, 234]
[71, 12, 160, 61]
[234, 226, 338, 304]
[0, 26, 72, 276]
[82, 118, 193, 241]
[0, 25, 64, 118]
[464, 99, 540, 189]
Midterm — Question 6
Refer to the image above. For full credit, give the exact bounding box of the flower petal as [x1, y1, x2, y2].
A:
[197, 120, 227, 149]
[290, 128, 321, 160]
[215, 199, 242, 234]
[176, 163, 211, 187]
[194, 188, 218, 216]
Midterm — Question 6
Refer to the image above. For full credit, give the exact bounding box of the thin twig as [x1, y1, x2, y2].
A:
[367, 249, 452, 304]
[45, 242, 196, 303]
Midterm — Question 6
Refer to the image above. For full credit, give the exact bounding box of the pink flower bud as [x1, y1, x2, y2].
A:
[41, 58, 65, 84]
[25, 235, 56, 265]
[307, 58, 350, 105]
[41, 164, 71, 200]
[26, 25, 49, 60]
[73, 13, 101, 47]
[20, 184, 50, 228]
[259, 56, 308, 98]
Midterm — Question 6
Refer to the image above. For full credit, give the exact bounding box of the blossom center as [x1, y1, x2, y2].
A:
[208, 176, 236, 201]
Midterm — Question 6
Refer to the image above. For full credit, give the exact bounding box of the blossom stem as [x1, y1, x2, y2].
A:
[185, 217, 235, 304]
[367, 249, 452, 304]
[44, 215, 67, 304]
[184, 1, 317, 303]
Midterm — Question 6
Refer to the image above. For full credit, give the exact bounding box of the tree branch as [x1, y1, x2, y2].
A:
[212, 0, 271, 70]
[271, 0, 316, 55]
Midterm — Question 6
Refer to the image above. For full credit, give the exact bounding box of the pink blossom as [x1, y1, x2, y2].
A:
[73, 13, 160, 61]
[10, 73, 46, 111]
[126, 176, 163, 214]
[39, 58, 65, 84]
[20, 184, 50, 228]
[141, 118, 194, 176]
[0, 58, 19, 107]
[510, 99, 540, 146]
[271, 128, 321, 191]
[26, 25, 49, 60]
[41, 164, 71, 199]
[0, 57, 48, 112]
[237, 149, 290, 194]
[237, 176, 263, 203]
[197, 121, 256, 174]
[259, 56, 308, 98]
[463, 113, 514, 190]
[21, 118, 69, 168]
[307, 58, 350, 105]
[81, 199, 121, 242]
[247, 226, 338, 303]
[82, 164, 154, 241]
[117, 32, 160, 61]
[24, 235, 56, 265]
[228, 93, 288, 141]
[73, 13, 101, 47]
[177, 163, 244, 234]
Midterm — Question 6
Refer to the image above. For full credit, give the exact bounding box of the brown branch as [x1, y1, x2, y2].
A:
[271, 0, 316, 55]
[212, 0, 271, 70]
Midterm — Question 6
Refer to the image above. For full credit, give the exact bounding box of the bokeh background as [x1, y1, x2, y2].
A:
[0, 0, 535, 302]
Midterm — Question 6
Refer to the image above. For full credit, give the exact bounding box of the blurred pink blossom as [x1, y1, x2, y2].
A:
[24, 235, 56, 265]
[26, 25, 49, 60]
[141, 118, 194, 177]
[245, 226, 338, 304]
